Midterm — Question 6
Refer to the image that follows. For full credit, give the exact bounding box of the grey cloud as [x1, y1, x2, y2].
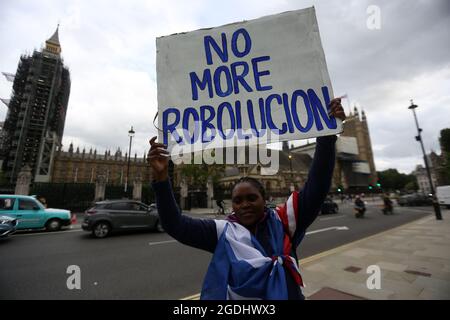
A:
[1, 0, 449, 175]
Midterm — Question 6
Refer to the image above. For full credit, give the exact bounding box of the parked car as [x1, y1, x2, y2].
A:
[0, 195, 72, 231]
[397, 194, 433, 206]
[320, 197, 339, 215]
[82, 200, 163, 238]
[0, 215, 18, 238]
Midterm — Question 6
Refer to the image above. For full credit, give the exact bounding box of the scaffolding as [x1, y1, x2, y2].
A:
[1, 47, 70, 183]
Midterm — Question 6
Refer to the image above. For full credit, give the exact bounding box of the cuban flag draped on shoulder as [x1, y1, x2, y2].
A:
[201, 192, 304, 300]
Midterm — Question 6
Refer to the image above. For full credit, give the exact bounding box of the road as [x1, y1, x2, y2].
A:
[0, 202, 433, 299]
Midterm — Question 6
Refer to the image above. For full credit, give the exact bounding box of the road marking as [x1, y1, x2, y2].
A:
[148, 240, 177, 246]
[319, 215, 345, 221]
[305, 226, 349, 235]
[181, 293, 201, 300]
[396, 207, 434, 214]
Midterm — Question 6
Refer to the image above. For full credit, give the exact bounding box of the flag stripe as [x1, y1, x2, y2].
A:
[286, 194, 296, 237]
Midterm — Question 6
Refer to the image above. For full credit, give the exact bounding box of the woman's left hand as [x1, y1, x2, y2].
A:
[328, 98, 346, 121]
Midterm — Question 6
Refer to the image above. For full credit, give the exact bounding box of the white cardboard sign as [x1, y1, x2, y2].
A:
[156, 7, 342, 150]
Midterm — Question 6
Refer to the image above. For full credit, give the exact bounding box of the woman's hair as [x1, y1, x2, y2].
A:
[231, 176, 266, 199]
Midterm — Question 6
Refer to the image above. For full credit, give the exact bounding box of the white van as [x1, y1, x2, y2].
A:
[436, 185, 450, 208]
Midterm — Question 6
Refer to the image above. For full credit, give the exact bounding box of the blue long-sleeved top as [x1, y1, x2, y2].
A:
[152, 135, 337, 299]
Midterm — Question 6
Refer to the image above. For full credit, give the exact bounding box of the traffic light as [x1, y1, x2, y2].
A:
[376, 182, 381, 187]
[368, 184, 373, 190]
[337, 188, 342, 192]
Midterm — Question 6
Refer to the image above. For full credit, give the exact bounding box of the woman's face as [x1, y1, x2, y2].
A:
[232, 182, 266, 228]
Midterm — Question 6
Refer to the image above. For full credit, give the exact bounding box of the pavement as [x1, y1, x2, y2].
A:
[185, 206, 450, 300]
[301, 209, 450, 300]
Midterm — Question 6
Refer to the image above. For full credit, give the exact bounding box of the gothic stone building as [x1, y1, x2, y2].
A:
[51, 144, 152, 185]
[290, 106, 378, 193]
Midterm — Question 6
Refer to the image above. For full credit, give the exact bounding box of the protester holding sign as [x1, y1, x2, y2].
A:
[148, 98, 345, 300]
[150, 7, 346, 299]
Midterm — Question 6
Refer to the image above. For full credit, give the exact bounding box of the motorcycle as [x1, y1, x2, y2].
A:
[354, 205, 366, 218]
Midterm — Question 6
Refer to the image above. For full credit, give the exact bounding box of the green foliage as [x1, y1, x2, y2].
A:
[377, 168, 418, 191]
[179, 160, 224, 189]
[180, 151, 225, 189]
[405, 181, 419, 191]
[0, 171, 8, 185]
[439, 128, 450, 153]
[439, 128, 450, 184]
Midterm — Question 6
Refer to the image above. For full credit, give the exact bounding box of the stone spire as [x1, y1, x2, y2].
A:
[45, 25, 61, 55]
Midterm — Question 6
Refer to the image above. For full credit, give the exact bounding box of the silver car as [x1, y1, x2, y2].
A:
[81, 200, 163, 238]
[0, 215, 18, 238]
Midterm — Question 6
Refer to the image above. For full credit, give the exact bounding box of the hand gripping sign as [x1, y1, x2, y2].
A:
[156, 7, 342, 154]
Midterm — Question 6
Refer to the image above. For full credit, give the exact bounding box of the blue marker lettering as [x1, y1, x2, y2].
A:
[291, 90, 313, 133]
[308, 88, 337, 131]
[204, 33, 228, 65]
[190, 70, 213, 101]
[162, 108, 182, 145]
[230, 61, 253, 94]
[182, 107, 200, 144]
[231, 28, 252, 58]
[252, 56, 272, 91]
[265, 94, 287, 134]
[217, 102, 235, 140]
[213, 66, 233, 97]
[246, 98, 267, 137]
[200, 105, 216, 143]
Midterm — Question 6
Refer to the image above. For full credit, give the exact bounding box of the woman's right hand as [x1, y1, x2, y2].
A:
[148, 136, 170, 182]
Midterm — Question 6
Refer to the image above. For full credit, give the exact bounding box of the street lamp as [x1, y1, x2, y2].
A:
[408, 100, 442, 220]
[288, 154, 294, 191]
[124, 126, 135, 194]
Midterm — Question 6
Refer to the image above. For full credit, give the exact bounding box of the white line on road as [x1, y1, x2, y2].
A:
[397, 208, 434, 214]
[319, 215, 345, 221]
[305, 226, 349, 235]
[148, 240, 177, 246]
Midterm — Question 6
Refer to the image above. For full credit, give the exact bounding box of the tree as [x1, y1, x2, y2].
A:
[377, 169, 418, 191]
[179, 151, 225, 189]
[404, 181, 418, 191]
[438, 128, 450, 184]
[440, 128, 450, 153]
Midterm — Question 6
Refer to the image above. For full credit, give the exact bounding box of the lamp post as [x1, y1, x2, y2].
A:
[408, 100, 442, 220]
[124, 126, 135, 194]
[288, 154, 294, 192]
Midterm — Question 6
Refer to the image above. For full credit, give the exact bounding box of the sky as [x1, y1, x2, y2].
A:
[0, 0, 449, 174]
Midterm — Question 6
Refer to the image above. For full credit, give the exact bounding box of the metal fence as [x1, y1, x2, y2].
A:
[105, 185, 133, 201]
[30, 182, 95, 213]
[0, 183, 15, 195]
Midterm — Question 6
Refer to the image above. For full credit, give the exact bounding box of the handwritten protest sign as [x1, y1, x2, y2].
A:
[156, 7, 342, 151]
